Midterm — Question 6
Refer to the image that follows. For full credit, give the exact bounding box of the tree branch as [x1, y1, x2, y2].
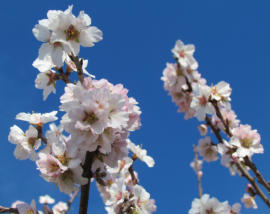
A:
[36, 125, 48, 144]
[244, 156, 270, 194]
[193, 146, 203, 198]
[235, 161, 270, 207]
[69, 53, 84, 84]
[79, 151, 96, 214]
[0, 206, 18, 213]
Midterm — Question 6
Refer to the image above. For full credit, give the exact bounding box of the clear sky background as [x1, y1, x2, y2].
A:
[1, 0, 270, 213]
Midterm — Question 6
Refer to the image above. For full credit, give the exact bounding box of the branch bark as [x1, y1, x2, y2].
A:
[70, 53, 84, 84]
[0, 206, 18, 213]
[79, 151, 96, 214]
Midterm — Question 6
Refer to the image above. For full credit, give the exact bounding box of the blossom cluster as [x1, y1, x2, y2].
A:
[32, 5, 102, 100]
[162, 40, 264, 209]
[11, 194, 68, 214]
[7, 6, 156, 214]
[97, 147, 156, 214]
[189, 194, 241, 214]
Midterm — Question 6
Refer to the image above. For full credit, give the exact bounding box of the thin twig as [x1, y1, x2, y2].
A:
[0, 206, 18, 213]
[210, 100, 270, 195]
[210, 100, 232, 137]
[244, 156, 270, 194]
[66, 188, 80, 213]
[205, 116, 223, 144]
[193, 146, 203, 198]
[79, 151, 96, 214]
[206, 112, 270, 207]
[36, 125, 48, 144]
[128, 165, 138, 185]
[55, 67, 71, 84]
[70, 53, 84, 84]
[235, 161, 270, 207]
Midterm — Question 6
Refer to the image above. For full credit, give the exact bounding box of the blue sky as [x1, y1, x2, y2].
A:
[1, 0, 270, 213]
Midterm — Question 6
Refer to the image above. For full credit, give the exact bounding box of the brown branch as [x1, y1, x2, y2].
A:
[69, 53, 84, 84]
[128, 155, 138, 185]
[79, 151, 96, 214]
[210, 99, 270, 195]
[235, 161, 270, 207]
[205, 116, 223, 144]
[178, 57, 270, 207]
[244, 156, 270, 194]
[36, 125, 48, 144]
[0, 206, 18, 213]
[128, 165, 138, 185]
[210, 100, 232, 137]
[55, 67, 71, 84]
[206, 112, 270, 206]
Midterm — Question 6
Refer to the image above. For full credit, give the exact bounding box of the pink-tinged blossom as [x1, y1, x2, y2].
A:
[107, 157, 133, 175]
[198, 137, 218, 162]
[35, 70, 56, 100]
[230, 125, 263, 158]
[37, 152, 68, 180]
[211, 81, 232, 103]
[127, 140, 155, 167]
[231, 203, 241, 214]
[65, 55, 95, 78]
[190, 159, 203, 178]
[48, 6, 103, 55]
[190, 84, 215, 121]
[161, 63, 186, 92]
[172, 40, 198, 70]
[37, 151, 87, 194]
[39, 195, 55, 204]
[33, 18, 66, 68]
[176, 94, 196, 120]
[33, 6, 102, 67]
[189, 194, 231, 214]
[60, 77, 141, 162]
[52, 201, 68, 214]
[133, 185, 157, 214]
[198, 124, 208, 136]
[8, 125, 41, 161]
[16, 111, 58, 126]
[211, 109, 240, 132]
[12, 200, 39, 214]
[217, 141, 239, 176]
[241, 193, 257, 209]
[105, 178, 126, 206]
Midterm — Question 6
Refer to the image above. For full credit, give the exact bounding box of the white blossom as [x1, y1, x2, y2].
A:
[198, 137, 218, 162]
[172, 40, 198, 70]
[16, 111, 58, 126]
[8, 125, 41, 161]
[241, 193, 257, 209]
[190, 84, 215, 121]
[127, 139, 155, 167]
[39, 195, 55, 204]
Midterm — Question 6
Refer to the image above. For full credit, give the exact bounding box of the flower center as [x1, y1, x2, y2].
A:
[56, 154, 68, 165]
[178, 50, 185, 58]
[65, 25, 80, 42]
[28, 137, 36, 147]
[206, 209, 215, 214]
[83, 112, 99, 124]
[241, 138, 253, 148]
[46, 71, 56, 86]
[199, 96, 207, 106]
[53, 42, 62, 48]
